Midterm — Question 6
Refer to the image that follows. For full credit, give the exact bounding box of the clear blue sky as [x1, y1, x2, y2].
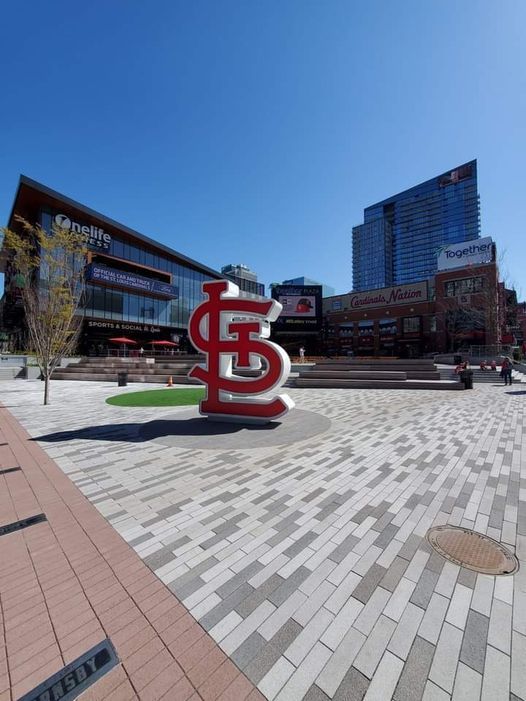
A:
[1, 0, 525, 297]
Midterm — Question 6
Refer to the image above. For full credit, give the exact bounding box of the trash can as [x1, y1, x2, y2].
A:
[459, 369, 473, 389]
[454, 354, 462, 365]
[117, 371, 128, 387]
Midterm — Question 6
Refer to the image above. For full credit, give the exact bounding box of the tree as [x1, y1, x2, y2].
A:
[1, 216, 87, 404]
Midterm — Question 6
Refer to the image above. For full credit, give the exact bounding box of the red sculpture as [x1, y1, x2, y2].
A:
[188, 280, 294, 423]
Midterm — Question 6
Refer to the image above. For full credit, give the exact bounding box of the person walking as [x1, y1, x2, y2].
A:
[299, 346, 306, 363]
[501, 357, 513, 385]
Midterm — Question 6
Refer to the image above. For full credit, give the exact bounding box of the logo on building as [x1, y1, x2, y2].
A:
[349, 281, 428, 310]
[54, 213, 111, 250]
[188, 280, 294, 423]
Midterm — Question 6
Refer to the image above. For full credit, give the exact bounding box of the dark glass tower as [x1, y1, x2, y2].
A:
[352, 160, 481, 291]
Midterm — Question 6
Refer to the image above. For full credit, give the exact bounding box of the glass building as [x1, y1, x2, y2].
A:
[352, 160, 481, 291]
[281, 277, 335, 298]
[1, 176, 224, 352]
[221, 263, 265, 296]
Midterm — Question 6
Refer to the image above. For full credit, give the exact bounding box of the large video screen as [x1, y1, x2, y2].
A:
[271, 285, 323, 331]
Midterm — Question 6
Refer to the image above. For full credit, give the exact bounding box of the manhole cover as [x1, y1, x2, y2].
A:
[426, 526, 519, 575]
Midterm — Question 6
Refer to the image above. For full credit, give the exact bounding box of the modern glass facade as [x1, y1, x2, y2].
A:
[1, 176, 224, 351]
[352, 219, 393, 291]
[352, 160, 481, 291]
[281, 277, 335, 298]
[40, 210, 211, 330]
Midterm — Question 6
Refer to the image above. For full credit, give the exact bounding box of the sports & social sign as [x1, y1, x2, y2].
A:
[188, 280, 294, 423]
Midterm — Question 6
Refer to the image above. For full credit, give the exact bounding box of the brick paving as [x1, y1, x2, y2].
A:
[1, 378, 525, 700]
[0, 389, 264, 701]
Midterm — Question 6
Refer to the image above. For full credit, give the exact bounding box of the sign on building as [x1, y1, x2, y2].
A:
[437, 236, 494, 271]
[348, 281, 428, 311]
[86, 264, 178, 298]
[271, 285, 322, 332]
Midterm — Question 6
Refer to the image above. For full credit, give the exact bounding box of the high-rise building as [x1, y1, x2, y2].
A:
[221, 264, 265, 296]
[352, 160, 481, 291]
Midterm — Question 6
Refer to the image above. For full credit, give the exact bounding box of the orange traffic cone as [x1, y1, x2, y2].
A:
[166, 375, 174, 387]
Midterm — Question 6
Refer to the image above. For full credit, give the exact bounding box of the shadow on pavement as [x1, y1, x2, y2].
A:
[33, 417, 281, 443]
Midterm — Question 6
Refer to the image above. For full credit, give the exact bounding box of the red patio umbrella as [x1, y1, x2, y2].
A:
[109, 337, 137, 344]
[149, 340, 178, 347]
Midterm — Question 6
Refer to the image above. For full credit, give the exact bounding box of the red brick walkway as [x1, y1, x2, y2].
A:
[0, 403, 264, 701]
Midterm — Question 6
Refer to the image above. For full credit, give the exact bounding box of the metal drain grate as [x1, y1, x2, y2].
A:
[0, 513, 47, 537]
[18, 639, 119, 701]
[0, 467, 21, 475]
[427, 525, 519, 575]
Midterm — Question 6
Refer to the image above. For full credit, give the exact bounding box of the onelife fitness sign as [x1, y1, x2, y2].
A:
[188, 280, 294, 423]
[54, 213, 111, 250]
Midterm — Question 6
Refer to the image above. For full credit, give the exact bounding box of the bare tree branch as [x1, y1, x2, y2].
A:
[1, 216, 87, 404]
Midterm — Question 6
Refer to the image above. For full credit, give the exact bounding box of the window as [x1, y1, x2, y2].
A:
[402, 316, 421, 335]
[444, 277, 483, 297]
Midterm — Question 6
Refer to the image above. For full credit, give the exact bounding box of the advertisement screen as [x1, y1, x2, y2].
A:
[272, 285, 322, 331]
[86, 264, 178, 298]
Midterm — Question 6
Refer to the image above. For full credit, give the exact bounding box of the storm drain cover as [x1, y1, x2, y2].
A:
[426, 525, 519, 575]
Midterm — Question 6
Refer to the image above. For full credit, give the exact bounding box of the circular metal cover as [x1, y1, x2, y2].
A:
[426, 525, 519, 575]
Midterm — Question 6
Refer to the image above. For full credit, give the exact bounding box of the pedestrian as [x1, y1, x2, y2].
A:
[501, 357, 513, 385]
[139, 346, 144, 357]
[299, 346, 305, 363]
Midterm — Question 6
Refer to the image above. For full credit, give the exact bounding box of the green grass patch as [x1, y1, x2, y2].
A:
[106, 387, 205, 407]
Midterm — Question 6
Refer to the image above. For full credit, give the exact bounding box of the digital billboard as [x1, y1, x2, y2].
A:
[86, 264, 178, 298]
[271, 285, 322, 332]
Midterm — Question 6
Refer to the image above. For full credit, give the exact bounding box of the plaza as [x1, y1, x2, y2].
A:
[1, 379, 525, 700]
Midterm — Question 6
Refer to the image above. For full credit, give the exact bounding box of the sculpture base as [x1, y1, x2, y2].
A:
[140, 407, 331, 450]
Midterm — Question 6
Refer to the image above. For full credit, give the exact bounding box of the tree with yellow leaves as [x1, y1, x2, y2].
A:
[1, 216, 87, 404]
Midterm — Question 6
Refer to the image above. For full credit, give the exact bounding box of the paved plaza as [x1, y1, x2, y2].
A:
[1, 378, 526, 700]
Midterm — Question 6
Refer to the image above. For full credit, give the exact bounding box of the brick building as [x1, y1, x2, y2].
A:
[323, 261, 501, 357]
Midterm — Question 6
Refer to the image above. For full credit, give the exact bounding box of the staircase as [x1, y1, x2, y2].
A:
[294, 359, 463, 390]
[52, 357, 202, 384]
[438, 366, 525, 384]
[52, 356, 266, 384]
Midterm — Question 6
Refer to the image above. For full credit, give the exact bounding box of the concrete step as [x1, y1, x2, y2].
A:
[58, 365, 161, 375]
[0, 367, 23, 380]
[315, 358, 436, 366]
[313, 363, 437, 373]
[299, 370, 408, 381]
[52, 371, 201, 384]
[439, 370, 524, 383]
[294, 378, 464, 390]
[52, 368, 262, 383]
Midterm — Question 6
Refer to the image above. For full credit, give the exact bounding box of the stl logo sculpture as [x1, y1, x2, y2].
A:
[188, 280, 295, 423]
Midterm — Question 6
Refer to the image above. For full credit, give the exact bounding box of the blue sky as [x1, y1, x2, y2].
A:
[1, 0, 525, 297]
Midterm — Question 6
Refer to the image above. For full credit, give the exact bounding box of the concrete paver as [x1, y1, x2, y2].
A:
[0, 378, 524, 700]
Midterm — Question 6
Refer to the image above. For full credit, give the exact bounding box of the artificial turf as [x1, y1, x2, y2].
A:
[106, 387, 205, 407]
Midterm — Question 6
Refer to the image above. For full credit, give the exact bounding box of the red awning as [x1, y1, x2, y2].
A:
[109, 337, 137, 344]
